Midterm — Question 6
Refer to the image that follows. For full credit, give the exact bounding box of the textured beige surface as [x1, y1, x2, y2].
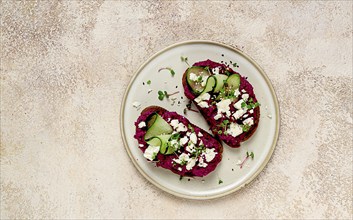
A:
[1, 1, 352, 219]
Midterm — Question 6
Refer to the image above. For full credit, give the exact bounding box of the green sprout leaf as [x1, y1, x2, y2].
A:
[158, 67, 176, 77]
[147, 80, 151, 85]
[181, 56, 190, 66]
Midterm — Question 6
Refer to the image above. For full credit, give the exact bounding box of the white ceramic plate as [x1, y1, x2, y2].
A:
[121, 40, 279, 200]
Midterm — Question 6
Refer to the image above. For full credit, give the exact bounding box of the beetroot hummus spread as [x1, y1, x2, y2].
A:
[183, 60, 260, 148]
[134, 107, 223, 177]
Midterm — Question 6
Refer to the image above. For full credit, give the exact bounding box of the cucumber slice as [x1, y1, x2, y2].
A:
[144, 113, 173, 140]
[226, 74, 241, 89]
[198, 76, 216, 97]
[186, 66, 211, 94]
[147, 134, 172, 154]
[213, 74, 228, 93]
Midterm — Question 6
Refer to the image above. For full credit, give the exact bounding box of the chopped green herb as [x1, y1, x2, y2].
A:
[158, 90, 164, 100]
[158, 67, 176, 77]
[225, 70, 231, 76]
[204, 66, 210, 71]
[218, 179, 223, 184]
[218, 130, 223, 134]
[187, 124, 194, 132]
[241, 102, 247, 108]
[246, 151, 254, 159]
[242, 124, 251, 132]
[147, 80, 151, 85]
[232, 63, 238, 67]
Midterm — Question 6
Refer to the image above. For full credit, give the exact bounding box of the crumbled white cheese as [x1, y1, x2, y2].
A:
[198, 101, 209, 108]
[138, 121, 146, 128]
[186, 158, 197, 170]
[199, 140, 204, 146]
[173, 153, 190, 164]
[170, 139, 179, 147]
[195, 92, 210, 103]
[234, 99, 245, 110]
[189, 73, 198, 81]
[241, 89, 246, 93]
[198, 132, 203, 137]
[198, 157, 208, 168]
[138, 144, 144, 148]
[132, 101, 141, 108]
[214, 113, 222, 120]
[177, 124, 187, 132]
[170, 119, 179, 127]
[234, 89, 240, 98]
[212, 67, 220, 75]
[179, 136, 189, 146]
[178, 167, 182, 171]
[186, 143, 195, 153]
[243, 117, 254, 126]
[203, 148, 217, 162]
[186, 132, 191, 136]
[242, 94, 249, 101]
[170, 119, 187, 132]
[216, 99, 231, 114]
[243, 114, 249, 118]
[143, 145, 160, 161]
[190, 133, 198, 144]
[233, 109, 246, 119]
[249, 109, 254, 114]
[227, 122, 243, 137]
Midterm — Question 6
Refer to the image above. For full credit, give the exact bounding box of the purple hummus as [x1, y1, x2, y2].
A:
[134, 106, 223, 177]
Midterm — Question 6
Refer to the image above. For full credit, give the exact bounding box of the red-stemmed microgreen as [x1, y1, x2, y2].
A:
[158, 90, 180, 101]
[238, 151, 254, 169]
[181, 56, 190, 66]
[158, 67, 175, 77]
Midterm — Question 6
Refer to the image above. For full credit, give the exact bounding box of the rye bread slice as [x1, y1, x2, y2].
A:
[134, 106, 223, 177]
[182, 60, 260, 148]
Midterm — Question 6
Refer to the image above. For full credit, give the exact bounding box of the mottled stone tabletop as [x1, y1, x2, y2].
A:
[1, 1, 352, 219]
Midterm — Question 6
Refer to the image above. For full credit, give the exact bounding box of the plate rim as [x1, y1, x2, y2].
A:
[120, 40, 280, 200]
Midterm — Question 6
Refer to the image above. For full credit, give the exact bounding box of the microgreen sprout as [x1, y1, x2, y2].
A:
[238, 151, 255, 168]
[158, 67, 175, 76]
[181, 56, 190, 66]
[158, 90, 180, 101]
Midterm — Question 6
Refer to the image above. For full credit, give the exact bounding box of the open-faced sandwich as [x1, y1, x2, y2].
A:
[134, 106, 223, 177]
[182, 59, 260, 148]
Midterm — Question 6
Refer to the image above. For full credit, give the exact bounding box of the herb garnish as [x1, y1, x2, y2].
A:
[232, 63, 239, 68]
[238, 151, 255, 168]
[158, 67, 175, 76]
[158, 90, 180, 101]
[218, 179, 223, 184]
[147, 80, 151, 85]
[242, 124, 251, 132]
[181, 56, 190, 66]
[241, 98, 260, 109]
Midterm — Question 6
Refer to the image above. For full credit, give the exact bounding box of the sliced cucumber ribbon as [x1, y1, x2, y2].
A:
[144, 113, 178, 155]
